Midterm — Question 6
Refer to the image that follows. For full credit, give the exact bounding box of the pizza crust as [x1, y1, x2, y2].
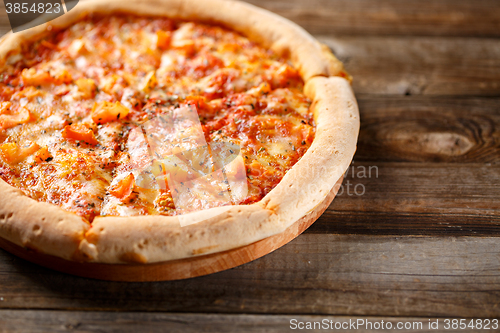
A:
[0, 179, 89, 261]
[0, 0, 359, 264]
[77, 76, 359, 264]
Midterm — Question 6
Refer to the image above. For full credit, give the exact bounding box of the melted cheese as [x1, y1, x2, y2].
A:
[0, 14, 314, 222]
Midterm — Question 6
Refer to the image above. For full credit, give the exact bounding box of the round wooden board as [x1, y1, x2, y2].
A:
[0, 176, 343, 282]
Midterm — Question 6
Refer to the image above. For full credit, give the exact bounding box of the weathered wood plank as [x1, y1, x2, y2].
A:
[2, 7, 500, 96]
[0, 0, 11, 35]
[322, 37, 500, 96]
[318, 161, 500, 222]
[309, 211, 500, 236]
[0, 0, 498, 324]
[0, 235, 499, 317]
[355, 97, 500, 162]
[2, 0, 500, 38]
[243, 0, 500, 37]
[1, 311, 490, 333]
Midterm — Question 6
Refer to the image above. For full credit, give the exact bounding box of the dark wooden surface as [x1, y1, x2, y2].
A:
[1, 0, 500, 331]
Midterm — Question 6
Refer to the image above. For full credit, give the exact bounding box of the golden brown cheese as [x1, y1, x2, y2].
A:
[0, 15, 314, 222]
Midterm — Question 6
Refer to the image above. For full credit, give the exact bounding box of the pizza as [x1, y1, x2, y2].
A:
[0, 0, 359, 265]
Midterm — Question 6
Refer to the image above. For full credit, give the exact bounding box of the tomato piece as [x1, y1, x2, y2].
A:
[75, 78, 97, 98]
[21, 68, 52, 86]
[21, 68, 72, 86]
[0, 107, 31, 130]
[156, 30, 171, 50]
[0, 142, 39, 164]
[62, 123, 99, 146]
[0, 102, 11, 115]
[34, 146, 53, 163]
[109, 173, 136, 201]
[91, 101, 130, 124]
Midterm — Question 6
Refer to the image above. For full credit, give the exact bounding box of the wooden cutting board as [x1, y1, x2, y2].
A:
[0, 176, 343, 281]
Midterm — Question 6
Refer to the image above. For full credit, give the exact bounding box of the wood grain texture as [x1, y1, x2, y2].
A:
[243, 0, 500, 37]
[306, 95, 500, 236]
[2, 0, 500, 37]
[0, 311, 485, 333]
[0, 0, 499, 328]
[309, 211, 500, 236]
[355, 97, 500, 162]
[0, 1, 8, 36]
[310, 162, 500, 236]
[1, 234, 499, 318]
[322, 37, 500, 96]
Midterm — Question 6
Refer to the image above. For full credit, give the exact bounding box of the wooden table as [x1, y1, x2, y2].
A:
[1, 0, 500, 331]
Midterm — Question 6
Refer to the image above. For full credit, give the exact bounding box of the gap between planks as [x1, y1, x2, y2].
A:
[0, 234, 499, 318]
[0, 0, 500, 37]
[243, 0, 500, 38]
[0, 310, 495, 333]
